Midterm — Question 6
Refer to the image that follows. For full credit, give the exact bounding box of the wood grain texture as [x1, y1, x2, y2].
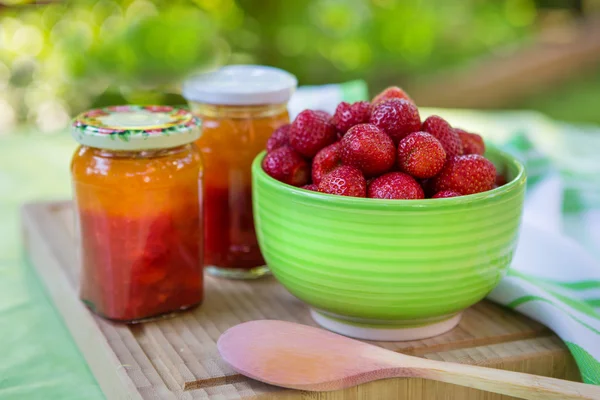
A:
[21, 201, 582, 400]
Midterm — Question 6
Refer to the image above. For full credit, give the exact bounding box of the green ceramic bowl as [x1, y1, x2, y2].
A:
[252, 147, 526, 341]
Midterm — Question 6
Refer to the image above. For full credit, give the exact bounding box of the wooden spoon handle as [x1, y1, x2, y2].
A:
[412, 357, 600, 400]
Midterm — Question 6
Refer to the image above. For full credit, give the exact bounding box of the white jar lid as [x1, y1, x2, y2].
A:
[182, 65, 297, 106]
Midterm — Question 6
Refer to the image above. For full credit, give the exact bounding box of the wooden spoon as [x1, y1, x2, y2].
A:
[218, 320, 600, 399]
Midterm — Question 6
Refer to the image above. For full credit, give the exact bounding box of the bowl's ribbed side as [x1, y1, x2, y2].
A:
[252, 151, 526, 321]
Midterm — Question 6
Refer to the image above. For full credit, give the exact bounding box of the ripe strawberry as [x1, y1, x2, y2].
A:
[456, 128, 485, 155]
[432, 190, 461, 199]
[369, 99, 421, 144]
[262, 146, 309, 187]
[266, 124, 290, 152]
[332, 101, 371, 134]
[289, 109, 337, 158]
[397, 132, 446, 179]
[422, 116, 463, 157]
[340, 124, 395, 177]
[315, 110, 333, 122]
[431, 154, 496, 195]
[372, 86, 414, 105]
[302, 184, 318, 191]
[318, 165, 366, 197]
[367, 172, 424, 200]
[312, 142, 342, 185]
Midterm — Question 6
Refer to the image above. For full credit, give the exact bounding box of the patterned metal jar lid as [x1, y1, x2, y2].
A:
[71, 105, 201, 150]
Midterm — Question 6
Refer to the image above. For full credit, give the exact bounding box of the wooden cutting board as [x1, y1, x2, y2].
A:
[21, 201, 582, 400]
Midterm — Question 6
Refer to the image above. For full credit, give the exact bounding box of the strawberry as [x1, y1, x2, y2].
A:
[266, 124, 291, 152]
[340, 123, 396, 177]
[262, 146, 309, 187]
[318, 165, 366, 197]
[315, 110, 333, 122]
[301, 184, 319, 191]
[369, 99, 421, 144]
[397, 132, 446, 179]
[312, 142, 342, 185]
[456, 128, 485, 155]
[432, 190, 461, 199]
[367, 172, 424, 200]
[372, 86, 414, 105]
[422, 116, 463, 157]
[431, 154, 496, 195]
[332, 101, 371, 134]
[289, 109, 337, 158]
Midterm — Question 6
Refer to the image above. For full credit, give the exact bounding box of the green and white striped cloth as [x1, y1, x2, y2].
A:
[293, 82, 600, 385]
[488, 127, 600, 385]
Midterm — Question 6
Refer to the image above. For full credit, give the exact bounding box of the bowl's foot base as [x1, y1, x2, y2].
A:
[310, 309, 462, 341]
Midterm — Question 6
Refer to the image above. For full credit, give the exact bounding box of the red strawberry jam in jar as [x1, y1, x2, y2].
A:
[70, 105, 203, 323]
[183, 65, 297, 279]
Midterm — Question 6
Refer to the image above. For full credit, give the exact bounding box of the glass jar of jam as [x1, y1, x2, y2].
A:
[70, 105, 203, 323]
[183, 65, 297, 279]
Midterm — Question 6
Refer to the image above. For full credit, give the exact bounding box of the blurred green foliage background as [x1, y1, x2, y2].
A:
[0, 0, 598, 134]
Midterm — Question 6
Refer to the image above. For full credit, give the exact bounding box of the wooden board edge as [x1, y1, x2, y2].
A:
[402, 328, 553, 357]
[423, 336, 580, 378]
[21, 202, 143, 400]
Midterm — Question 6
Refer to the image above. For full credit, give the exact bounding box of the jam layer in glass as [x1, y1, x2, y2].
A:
[191, 103, 289, 276]
[71, 144, 203, 322]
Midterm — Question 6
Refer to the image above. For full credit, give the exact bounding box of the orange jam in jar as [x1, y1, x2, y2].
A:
[70, 105, 203, 322]
[183, 65, 297, 279]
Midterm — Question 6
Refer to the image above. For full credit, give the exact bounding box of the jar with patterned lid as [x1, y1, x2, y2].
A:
[70, 105, 203, 322]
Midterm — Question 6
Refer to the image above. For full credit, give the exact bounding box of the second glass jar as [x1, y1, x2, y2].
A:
[184, 65, 297, 279]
